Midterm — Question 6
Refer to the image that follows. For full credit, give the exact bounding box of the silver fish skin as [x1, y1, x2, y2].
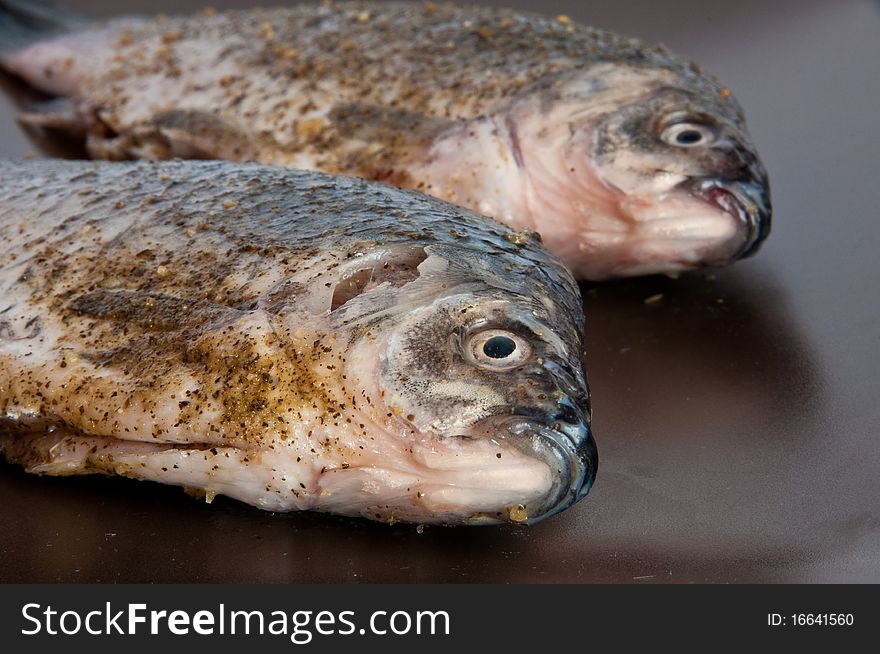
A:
[0, 1, 771, 280]
[0, 159, 596, 525]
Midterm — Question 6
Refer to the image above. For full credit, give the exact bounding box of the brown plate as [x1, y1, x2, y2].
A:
[1, 0, 878, 583]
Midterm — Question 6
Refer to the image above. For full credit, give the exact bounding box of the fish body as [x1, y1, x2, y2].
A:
[0, 160, 596, 525]
[0, 1, 771, 279]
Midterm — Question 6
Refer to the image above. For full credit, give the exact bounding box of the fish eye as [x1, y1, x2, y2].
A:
[662, 122, 715, 148]
[467, 329, 532, 370]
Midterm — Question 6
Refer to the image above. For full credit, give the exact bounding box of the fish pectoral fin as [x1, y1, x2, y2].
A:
[69, 288, 239, 333]
[150, 108, 266, 160]
[17, 97, 87, 135]
[85, 108, 265, 161]
[325, 102, 456, 180]
[328, 102, 453, 144]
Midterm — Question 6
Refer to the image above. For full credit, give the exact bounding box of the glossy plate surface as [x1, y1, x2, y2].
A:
[0, 0, 877, 582]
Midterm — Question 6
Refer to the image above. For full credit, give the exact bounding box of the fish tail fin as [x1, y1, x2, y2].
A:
[0, 0, 82, 54]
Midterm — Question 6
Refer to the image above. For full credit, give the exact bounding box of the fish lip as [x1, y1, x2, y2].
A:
[690, 177, 772, 261]
[495, 409, 598, 524]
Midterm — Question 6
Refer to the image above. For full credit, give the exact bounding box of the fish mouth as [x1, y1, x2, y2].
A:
[312, 401, 596, 526]
[690, 176, 771, 262]
[474, 404, 598, 524]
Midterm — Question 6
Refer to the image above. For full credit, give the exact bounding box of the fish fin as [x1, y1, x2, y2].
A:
[324, 103, 455, 184]
[17, 96, 86, 134]
[328, 102, 454, 147]
[0, 429, 300, 511]
[0, 0, 83, 54]
[69, 288, 243, 335]
[153, 109, 264, 160]
[0, 429, 172, 477]
[86, 109, 264, 161]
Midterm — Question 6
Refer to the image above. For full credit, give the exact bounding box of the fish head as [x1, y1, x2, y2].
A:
[509, 63, 771, 279]
[332, 237, 596, 524]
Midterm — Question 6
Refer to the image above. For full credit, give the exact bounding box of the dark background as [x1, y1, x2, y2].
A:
[1, 0, 878, 583]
